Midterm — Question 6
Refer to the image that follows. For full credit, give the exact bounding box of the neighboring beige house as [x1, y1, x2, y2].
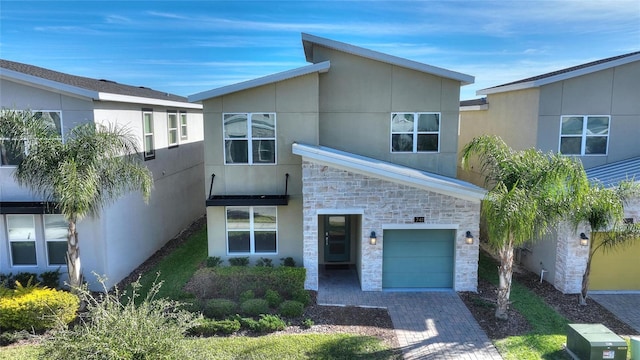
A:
[459, 51, 640, 292]
[0, 60, 205, 290]
[190, 33, 485, 292]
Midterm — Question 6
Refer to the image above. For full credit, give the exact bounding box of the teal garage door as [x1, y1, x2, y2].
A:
[382, 229, 455, 289]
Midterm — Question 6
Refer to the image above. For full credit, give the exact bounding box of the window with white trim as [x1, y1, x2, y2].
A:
[559, 115, 610, 155]
[223, 113, 276, 164]
[168, 111, 178, 147]
[226, 206, 277, 254]
[44, 215, 67, 266]
[1, 111, 62, 166]
[142, 109, 155, 160]
[180, 112, 188, 140]
[391, 112, 440, 153]
[7, 215, 37, 266]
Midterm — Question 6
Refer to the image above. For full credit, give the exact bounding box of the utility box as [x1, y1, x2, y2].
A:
[566, 324, 628, 360]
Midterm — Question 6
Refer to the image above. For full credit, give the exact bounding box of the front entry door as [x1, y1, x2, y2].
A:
[324, 215, 350, 262]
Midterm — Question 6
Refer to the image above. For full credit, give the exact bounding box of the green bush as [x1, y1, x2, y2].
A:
[235, 316, 260, 331]
[279, 300, 304, 318]
[184, 266, 306, 300]
[239, 289, 255, 303]
[292, 289, 311, 306]
[302, 318, 314, 329]
[240, 299, 270, 316]
[39, 269, 62, 289]
[255, 257, 273, 267]
[228, 257, 250, 266]
[13, 273, 38, 288]
[205, 256, 224, 268]
[280, 257, 296, 267]
[189, 318, 240, 336]
[203, 298, 236, 319]
[264, 289, 282, 308]
[0, 282, 79, 331]
[41, 276, 201, 360]
[0, 330, 32, 346]
[256, 314, 286, 333]
[180, 298, 202, 313]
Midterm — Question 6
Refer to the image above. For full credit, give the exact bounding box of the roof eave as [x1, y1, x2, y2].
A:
[97, 93, 202, 109]
[1, 68, 98, 100]
[301, 33, 474, 85]
[188, 61, 330, 103]
[292, 143, 486, 202]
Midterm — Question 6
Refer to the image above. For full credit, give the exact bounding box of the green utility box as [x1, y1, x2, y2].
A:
[566, 324, 628, 360]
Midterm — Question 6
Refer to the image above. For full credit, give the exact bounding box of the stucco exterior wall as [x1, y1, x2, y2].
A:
[310, 47, 462, 177]
[300, 160, 481, 292]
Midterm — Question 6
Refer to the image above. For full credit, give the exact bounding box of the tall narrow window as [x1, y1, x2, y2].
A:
[559, 115, 610, 155]
[7, 215, 37, 266]
[226, 206, 277, 254]
[391, 112, 440, 153]
[168, 111, 178, 147]
[142, 110, 155, 160]
[223, 113, 276, 164]
[44, 215, 68, 266]
[180, 112, 188, 140]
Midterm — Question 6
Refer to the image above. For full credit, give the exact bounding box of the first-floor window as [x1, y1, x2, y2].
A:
[7, 215, 37, 266]
[226, 206, 277, 254]
[44, 215, 67, 266]
[391, 112, 440, 153]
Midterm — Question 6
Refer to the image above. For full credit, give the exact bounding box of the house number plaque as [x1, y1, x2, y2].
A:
[414, 217, 425, 223]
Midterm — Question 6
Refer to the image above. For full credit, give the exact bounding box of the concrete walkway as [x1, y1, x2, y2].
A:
[318, 268, 502, 359]
[590, 293, 640, 333]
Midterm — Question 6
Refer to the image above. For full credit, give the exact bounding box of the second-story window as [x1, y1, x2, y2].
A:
[223, 113, 276, 164]
[167, 111, 178, 148]
[142, 109, 155, 160]
[180, 112, 188, 140]
[1, 110, 62, 166]
[391, 112, 440, 153]
[559, 115, 610, 155]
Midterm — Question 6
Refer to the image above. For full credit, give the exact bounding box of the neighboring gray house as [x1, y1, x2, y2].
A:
[190, 33, 485, 292]
[0, 60, 205, 290]
[459, 51, 640, 292]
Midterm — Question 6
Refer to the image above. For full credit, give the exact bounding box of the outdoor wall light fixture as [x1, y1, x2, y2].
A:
[465, 231, 474, 245]
[579, 233, 589, 247]
[369, 231, 377, 245]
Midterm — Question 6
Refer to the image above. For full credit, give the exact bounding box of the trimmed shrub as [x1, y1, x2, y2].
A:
[0, 283, 79, 331]
[228, 257, 249, 266]
[255, 257, 273, 267]
[235, 316, 259, 332]
[180, 298, 202, 314]
[239, 289, 255, 304]
[189, 318, 240, 336]
[278, 300, 304, 318]
[13, 273, 38, 288]
[280, 257, 296, 267]
[203, 299, 236, 319]
[41, 276, 201, 360]
[292, 289, 311, 306]
[39, 269, 61, 289]
[264, 289, 282, 308]
[205, 256, 223, 268]
[256, 314, 286, 333]
[240, 299, 269, 316]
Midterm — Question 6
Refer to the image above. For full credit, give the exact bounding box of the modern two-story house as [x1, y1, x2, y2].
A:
[459, 51, 640, 292]
[190, 33, 485, 292]
[0, 60, 205, 289]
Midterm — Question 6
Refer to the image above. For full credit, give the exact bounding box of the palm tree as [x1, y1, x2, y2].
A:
[0, 108, 153, 290]
[571, 180, 640, 305]
[461, 135, 588, 320]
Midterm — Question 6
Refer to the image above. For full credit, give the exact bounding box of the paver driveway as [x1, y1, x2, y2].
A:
[591, 293, 640, 333]
[318, 268, 502, 360]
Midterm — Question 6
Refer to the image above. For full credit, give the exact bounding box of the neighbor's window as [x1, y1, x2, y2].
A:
[168, 111, 178, 147]
[391, 112, 440, 153]
[44, 215, 68, 266]
[142, 110, 155, 160]
[559, 115, 610, 155]
[7, 214, 37, 266]
[1, 111, 62, 166]
[226, 206, 277, 254]
[223, 113, 276, 164]
[180, 112, 188, 140]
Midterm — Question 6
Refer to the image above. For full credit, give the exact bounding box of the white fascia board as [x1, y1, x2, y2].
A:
[292, 143, 486, 202]
[1, 68, 98, 99]
[97, 93, 202, 109]
[459, 104, 489, 111]
[478, 54, 640, 95]
[188, 61, 330, 103]
[301, 33, 474, 85]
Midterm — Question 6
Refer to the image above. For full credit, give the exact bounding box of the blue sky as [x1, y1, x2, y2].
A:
[1, 0, 639, 100]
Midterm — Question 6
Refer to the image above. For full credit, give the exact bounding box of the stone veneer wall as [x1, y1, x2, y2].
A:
[301, 161, 481, 292]
[553, 195, 640, 294]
